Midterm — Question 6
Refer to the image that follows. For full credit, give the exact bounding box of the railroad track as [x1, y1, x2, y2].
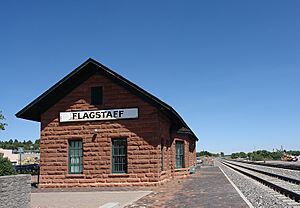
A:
[220, 159, 300, 207]
[234, 160, 300, 171]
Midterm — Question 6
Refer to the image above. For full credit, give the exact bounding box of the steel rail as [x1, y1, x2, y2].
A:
[234, 160, 300, 171]
[220, 160, 300, 202]
[224, 160, 300, 185]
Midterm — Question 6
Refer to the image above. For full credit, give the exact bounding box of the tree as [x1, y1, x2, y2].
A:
[239, 152, 247, 158]
[0, 139, 40, 151]
[231, 152, 239, 159]
[231, 149, 297, 161]
[0, 111, 7, 130]
[231, 152, 247, 159]
[197, 151, 213, 157]
[287, 150, 300, 156]
[0, 155, 16, 176]
[196, 151, 219, 157]
[33, 139, 40, 150]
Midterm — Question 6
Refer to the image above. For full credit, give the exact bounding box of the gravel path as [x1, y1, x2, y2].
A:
[216, 160, 295, 208]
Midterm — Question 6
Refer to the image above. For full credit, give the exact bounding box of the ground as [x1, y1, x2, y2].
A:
[31, 166, 248, 208]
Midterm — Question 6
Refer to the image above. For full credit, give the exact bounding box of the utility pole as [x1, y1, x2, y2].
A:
[18, 147, 24, 165]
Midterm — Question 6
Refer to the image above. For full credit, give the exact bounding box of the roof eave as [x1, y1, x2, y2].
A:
[16, 58, 199, 141]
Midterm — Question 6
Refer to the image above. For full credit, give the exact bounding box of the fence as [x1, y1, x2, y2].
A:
[14, 164, 40, 186]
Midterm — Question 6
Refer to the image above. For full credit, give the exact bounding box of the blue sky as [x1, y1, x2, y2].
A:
[0, 1, 299, 154]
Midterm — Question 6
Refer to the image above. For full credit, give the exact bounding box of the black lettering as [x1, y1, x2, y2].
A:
[78, 112, 83, 119]
[96, 112, 101, 118]
[119, 110, 124, 118]
[72, 113, 77, 120]
[106, 111, 112, 118]
[113, 111, 118, 118]
[89, 112, 95, 119]
[101, 111, 106, 118]
[82, 112, 89, 119]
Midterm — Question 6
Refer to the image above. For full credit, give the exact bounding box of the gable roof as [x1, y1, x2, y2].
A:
[16, 58, 198, 141]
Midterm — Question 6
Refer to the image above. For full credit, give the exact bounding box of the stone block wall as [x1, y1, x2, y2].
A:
[39, 71, 196, 188]
[39, 73, 162, 188]
[0, 174, 31, 208]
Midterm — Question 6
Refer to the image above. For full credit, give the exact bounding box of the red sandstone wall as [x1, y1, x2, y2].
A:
[39, 71, 196, 188]
[157, 113, 197, 181]
[40, 72, 162, 188]
[171, 133, 196, 179]
[158, 112, 172, 181]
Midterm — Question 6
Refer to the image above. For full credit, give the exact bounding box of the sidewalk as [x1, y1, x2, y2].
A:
[31, 166, 249, 208]
[31, 191, 151, 208]
[125, 166, 249, 208]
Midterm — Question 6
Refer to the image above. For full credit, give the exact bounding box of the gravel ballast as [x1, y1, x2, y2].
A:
[216, 160, 295, 208]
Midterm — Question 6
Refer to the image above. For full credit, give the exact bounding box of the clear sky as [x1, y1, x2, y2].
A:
[0, 1, 299, 154]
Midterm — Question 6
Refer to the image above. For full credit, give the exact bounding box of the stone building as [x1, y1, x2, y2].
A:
[16, 58, 198, 188]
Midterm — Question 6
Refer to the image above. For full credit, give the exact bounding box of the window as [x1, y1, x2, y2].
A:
[112, 138, 127, 173]
[175, 141, 184, 169]
[68, 140, 83, 174]
[161, 138, 164, 171]
[91, 86, 103, 105]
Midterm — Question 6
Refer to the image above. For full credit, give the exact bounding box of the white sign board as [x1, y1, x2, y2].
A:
[60, 108, 138, 123]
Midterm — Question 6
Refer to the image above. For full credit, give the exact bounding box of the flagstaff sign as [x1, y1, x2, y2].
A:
[59, 108, 138, 123]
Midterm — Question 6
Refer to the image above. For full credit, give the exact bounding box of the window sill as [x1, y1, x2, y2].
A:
[65, 174, 85, 178]
[161, 171, 166, 175]
[175, 168, 188, 172]
[108, 173, 129, 177]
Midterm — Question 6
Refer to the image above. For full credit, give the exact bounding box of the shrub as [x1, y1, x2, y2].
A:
[0, 155, 16, 176]
[251, 153, 265, 161]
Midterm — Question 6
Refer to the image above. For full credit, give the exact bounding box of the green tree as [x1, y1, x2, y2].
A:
[270, 150, 283, 160]
[287, 150, 300, 156]
[231, 152, 247, 159]
[231, 153, 239, 159]
[251, 152, 265, 161]
[197, 151, 215, 157]
[239, 152, 247, 158]
[231, 149, 297, 161]
[0, 155, 16, 176]
[0, 139, 40, 151]
[0, 111, 7, 130]
[33, 139, 40, 150]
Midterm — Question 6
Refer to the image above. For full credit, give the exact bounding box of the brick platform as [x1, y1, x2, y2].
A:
[125, 166, 249, 208]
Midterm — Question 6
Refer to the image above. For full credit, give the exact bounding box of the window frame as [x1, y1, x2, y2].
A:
[175, 141, 184, 169]
[112, 138, 127, 174]
[91, 86, 103, 105]
[68, 140, 83, 174]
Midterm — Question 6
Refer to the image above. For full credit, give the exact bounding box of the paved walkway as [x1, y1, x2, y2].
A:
[31, 191, 151, 208]
[31, 166, 249, 208]
[125, 166, 249, 208]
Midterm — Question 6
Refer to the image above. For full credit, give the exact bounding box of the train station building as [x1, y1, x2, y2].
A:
[16, 58, 198, 188]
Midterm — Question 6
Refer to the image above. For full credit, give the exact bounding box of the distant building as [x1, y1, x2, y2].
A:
[0, 148, 18, 165]
[16, 58, 198, 188]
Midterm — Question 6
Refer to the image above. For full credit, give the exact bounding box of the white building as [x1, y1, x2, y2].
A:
[0, 148, 18, 165]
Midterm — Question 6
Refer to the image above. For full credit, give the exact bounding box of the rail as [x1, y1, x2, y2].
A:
[234, 159, 300, 171]
[220, 160, 300, 203]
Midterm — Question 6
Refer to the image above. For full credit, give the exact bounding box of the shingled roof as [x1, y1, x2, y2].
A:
[16, 58, 198, 141]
